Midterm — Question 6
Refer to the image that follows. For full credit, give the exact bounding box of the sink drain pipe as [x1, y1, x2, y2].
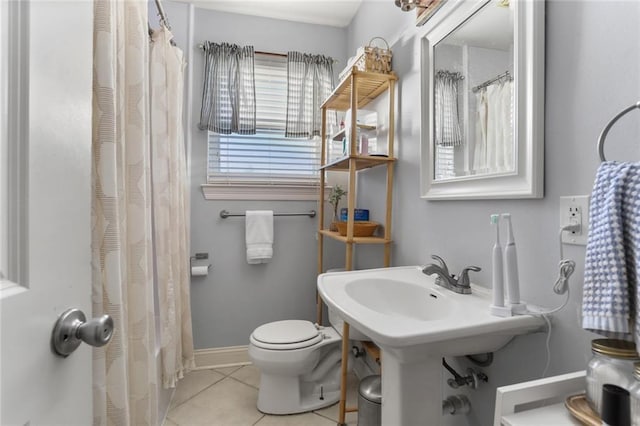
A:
[357, 376, 471, 425]
[442, 358, 488, 389]
[442, 394, 471, 415]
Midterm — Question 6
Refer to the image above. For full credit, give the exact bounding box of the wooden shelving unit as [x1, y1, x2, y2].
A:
[318, 229, 390, 245]
[320, 154, 394, 172]
[316, 67, 397, 426]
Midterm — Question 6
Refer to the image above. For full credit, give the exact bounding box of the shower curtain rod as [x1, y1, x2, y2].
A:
[154, 0, 171, 30]
[149, 0, 176, 46]
[472, 70, 512, 93]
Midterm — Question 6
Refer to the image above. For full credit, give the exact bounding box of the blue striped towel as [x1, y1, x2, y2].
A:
[582, 161, 640, 343]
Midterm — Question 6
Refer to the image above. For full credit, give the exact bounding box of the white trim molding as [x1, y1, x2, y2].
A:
[193, 345, 251, 369]
[1, 0, 29, 287]
[201, 183, 330, 201]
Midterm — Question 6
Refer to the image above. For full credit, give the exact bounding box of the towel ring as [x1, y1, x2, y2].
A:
[597, 101, 640, 162]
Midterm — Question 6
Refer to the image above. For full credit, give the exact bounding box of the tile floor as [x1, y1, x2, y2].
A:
[164, 365, 359, 426]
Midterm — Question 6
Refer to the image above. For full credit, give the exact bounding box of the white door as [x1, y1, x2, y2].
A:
[0, 1, 95, 424]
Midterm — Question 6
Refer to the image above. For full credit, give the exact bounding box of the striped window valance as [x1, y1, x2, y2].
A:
[435, 70, 463, 147]
[199, 42, 256, 135]
[206, 54, 322, 196]
[285, 51, 335, 139]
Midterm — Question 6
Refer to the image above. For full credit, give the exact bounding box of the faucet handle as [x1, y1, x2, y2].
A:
[430, 255, 450, 275]
[458, 266, 481, 287]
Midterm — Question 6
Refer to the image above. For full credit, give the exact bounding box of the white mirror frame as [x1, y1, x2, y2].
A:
[420, 0, 544, 200]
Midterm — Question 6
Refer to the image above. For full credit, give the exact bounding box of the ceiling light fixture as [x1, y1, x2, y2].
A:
[394, 0, 422, 12]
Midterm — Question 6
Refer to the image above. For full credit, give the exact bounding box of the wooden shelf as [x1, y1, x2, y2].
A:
[330, 123, 377, 141]
[317, 66, 397, 426]
[321, 155, 395, 171]
[318, 229, 391, 244]
[322, 69, 398, 111]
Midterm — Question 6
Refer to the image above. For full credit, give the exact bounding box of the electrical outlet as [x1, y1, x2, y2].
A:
[559, 195, 590, 245]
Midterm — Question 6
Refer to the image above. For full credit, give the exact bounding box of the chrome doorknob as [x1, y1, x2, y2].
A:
[51, 308, 114, 357]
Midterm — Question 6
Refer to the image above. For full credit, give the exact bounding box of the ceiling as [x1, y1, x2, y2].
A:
[177, 0, 365, 28]
[440, 2, 513, 50]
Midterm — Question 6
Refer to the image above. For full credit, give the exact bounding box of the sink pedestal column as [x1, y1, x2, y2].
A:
[381, 349, 442, 425]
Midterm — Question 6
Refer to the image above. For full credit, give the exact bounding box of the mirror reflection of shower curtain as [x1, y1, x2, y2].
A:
[434, 71, 463, 179]
[473, 81, 513, 174]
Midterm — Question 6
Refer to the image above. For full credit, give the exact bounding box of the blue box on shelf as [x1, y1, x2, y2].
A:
[340, 208, 370, 222]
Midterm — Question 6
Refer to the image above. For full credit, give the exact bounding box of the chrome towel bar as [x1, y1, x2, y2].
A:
[598, 101, 640, 162]
[219, 210, 316, 219]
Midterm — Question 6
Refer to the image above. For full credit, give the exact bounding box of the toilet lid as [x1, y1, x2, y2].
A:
[252, 320, 320, 345]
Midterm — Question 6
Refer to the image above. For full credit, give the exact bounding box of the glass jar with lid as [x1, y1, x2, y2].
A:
[630, 362, 640, 426]
[586, 339, 639, 415]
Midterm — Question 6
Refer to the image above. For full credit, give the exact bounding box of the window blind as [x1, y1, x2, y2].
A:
[435, 145, 455, 180]
[207, 54, 321, 185]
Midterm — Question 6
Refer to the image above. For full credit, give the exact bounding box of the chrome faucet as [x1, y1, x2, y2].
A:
[422, 255, 481, 295]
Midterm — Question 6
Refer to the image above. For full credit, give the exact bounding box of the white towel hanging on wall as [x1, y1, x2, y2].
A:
[245, 210, 274, 264]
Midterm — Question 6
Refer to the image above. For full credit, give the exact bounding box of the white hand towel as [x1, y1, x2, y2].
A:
[245, 210, 274, 264]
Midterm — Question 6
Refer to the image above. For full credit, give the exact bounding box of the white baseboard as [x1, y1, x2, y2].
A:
[193, 345, 251, 370]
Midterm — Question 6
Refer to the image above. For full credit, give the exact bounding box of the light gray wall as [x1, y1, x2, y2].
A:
[158, 1, 640, 422]
[348, 1, 640, 425]
[180, 6, 349, 349]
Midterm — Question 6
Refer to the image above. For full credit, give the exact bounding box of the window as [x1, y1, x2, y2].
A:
[203, 54, 322, 200]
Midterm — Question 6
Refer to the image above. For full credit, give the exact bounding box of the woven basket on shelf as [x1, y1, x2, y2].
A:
[336, 221, 379, 237]
[358, 37, 392, 74]
[339, 37, 393, 81]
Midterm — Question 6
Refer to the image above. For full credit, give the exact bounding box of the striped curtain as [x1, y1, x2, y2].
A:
[434, 70, 463, 147]
[199, 42, 256, 134]
[285, 52, 334, 139]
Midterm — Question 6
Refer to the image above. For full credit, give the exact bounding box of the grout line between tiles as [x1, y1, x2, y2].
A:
[252, 414, 266, 425]
[227, 374, 260, 390]
[168, 370, 228, 411]
[313, 408, 341, 424]
[312, 410, 345, 424]
[213, 365, 243, 376]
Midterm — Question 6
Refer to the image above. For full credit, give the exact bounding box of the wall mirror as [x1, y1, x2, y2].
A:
[420, 0, 544, 199]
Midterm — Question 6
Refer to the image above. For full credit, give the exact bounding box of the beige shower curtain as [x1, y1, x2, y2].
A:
[92, 0, 159, 424]
[150, 26, 195, 388]
[92, 0, 194, 424]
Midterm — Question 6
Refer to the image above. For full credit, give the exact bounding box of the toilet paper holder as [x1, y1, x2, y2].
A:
[190, 252, 211, 275]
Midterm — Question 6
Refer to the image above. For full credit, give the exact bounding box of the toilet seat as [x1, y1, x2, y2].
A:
[251, 320, 323, 350]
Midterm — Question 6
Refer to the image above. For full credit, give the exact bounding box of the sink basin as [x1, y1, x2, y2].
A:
[319, 266, 543, 357]
[317, 266, 545, 425]
[345, 278, 451, 322]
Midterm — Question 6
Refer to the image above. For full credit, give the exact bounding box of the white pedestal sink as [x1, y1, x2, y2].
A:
[317, 266, 545, 425]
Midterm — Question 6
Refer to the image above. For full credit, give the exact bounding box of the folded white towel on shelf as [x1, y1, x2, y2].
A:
[582, 161, 640, 343]
[245, 210, 274, 264]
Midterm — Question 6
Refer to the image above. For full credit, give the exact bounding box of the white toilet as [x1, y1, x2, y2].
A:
[248, 313, 348, 415]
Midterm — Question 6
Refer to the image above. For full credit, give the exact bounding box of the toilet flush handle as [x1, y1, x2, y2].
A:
[51, 308, 114, 357]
